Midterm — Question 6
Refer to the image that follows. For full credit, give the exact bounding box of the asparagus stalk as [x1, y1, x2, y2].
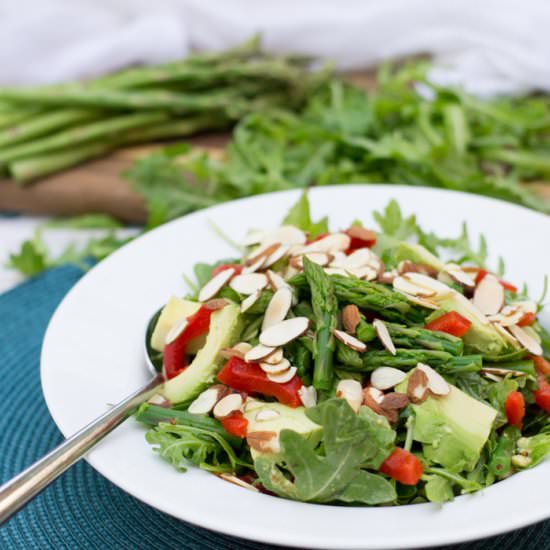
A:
[290, 273, 427, 324]
[0, 108, 42, 130]
[385, 322, 464, 355]
[0, 109, 98, 148]
[302, 256, 338, 391]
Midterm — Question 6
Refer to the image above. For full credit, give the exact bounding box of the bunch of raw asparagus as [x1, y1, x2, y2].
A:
[0, 37, 329, 183]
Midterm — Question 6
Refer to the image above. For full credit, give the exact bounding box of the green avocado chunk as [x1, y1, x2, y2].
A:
[163, 303, 242, 404]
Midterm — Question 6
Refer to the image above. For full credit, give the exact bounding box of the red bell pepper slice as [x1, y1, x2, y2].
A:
[533, 356, 550, 376]
[533, 357, 550, 414]
[517, 312, 536, 327]
[425, 311, 472, 337]
[163, 301, 226, 380]
[475, 269, 517, 293]
[220, 411, 249, 438]
[217, 356, 303, 407]
[505, 391, 525, 428]
[211, 263, 244, 278]
[345, 226, 377, 253]
[379, 448, 423, 486]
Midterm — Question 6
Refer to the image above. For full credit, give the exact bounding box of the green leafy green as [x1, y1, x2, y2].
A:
[282, 190, 328, 238]
[424, 474, 454, 503]
[255, 398, 396, 504]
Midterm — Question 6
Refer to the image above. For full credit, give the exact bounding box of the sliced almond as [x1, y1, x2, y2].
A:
[416, 363, 450, 396]
[305, 252, 332, 266]
[247, 431, 280, 454]
[328, 251, 348, 268]
[333, 329, 367, 352]
[373, 319, 396, 355]
[259, 317, 310, 347]
[302, 233, 351, 254]
[488, 305, 524, 327]
[298, 385, 317, 408]
[189, 386, 227, 415]
[396, 291, 440, 310]
[341, 304, 361, 334]
[346, 266, 378, 281]
[220, 342, 253, 360]
[472, 274, 504, 315]
[203, 298, 229, 311]
[230, 273, 269, 295]
[481, 367, 526, 377]
[245, 242, 280, 266]
[370, 366, 406, 391]
[261, 347, 284, 365]
[397, 260, 438, 277]
[378, 270, 398, 285]
[267, 366, 297, 384]
[147, 393, 170, 407]
[324, 267, 349, 277]
[245, 343, 276, 362]
[266, 226, 306, 245]
[407, 368, 430, 404]
[263, 244, 290, 268]
[260, 357, 290, 374]
[198, 268, 235, 302]
[443, 263, 476, 288]
[393, 276, 436, 298]
[362, 386, 385, 415]
[242, 255, 266, 274]
[507, 325, 543, 356]
[218, 473, 259, 492]
[347, 226, 377, 242]
[513, 300, 537, 314]
[493, 322, 521, 347]
[255, 409, 281, 421]
[262, 288, 293, 331]
[342, 248, 377, 269]
[165, 318, 188, 345]
[266, 270, 289, 291]
[380, 392, 410, 411]
[336, 379, 363, 413]
[483, 372, 504, 383]
[213, 393, 243, 419]
[240, 289, 262, 313]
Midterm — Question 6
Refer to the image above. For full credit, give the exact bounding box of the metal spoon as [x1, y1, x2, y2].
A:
[0, 311, 164, 525]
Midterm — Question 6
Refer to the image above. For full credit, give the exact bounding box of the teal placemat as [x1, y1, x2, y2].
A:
[1, 266, 548, 549]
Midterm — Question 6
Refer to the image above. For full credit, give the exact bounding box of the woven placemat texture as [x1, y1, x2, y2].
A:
[1, 266, 548, 550]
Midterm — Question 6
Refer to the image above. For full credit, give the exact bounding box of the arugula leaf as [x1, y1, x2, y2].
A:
[7, 230, 49, 276]
[373, 200, 419, 241]
[255, 398, 396, 504]
[424, 475, 454, 503]
[282, 191, 328, 238]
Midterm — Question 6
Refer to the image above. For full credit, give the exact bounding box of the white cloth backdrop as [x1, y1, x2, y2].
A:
[1, 0, 550, 292]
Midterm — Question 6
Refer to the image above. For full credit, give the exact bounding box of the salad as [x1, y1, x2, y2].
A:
[137, 194, 550, 505]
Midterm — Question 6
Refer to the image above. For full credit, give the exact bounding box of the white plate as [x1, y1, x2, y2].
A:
[41, 185, 550, 549]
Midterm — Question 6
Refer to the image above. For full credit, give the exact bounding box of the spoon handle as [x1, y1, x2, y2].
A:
[0, 373, 163, 525]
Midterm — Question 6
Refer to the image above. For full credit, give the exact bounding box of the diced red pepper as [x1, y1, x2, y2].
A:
[345, 226, 377, 253]
[220, 411, 248, 438]
[217, 356, 303, 407]
[425, 311, 472, 337]
[505, 391, 525, 428]
[533, 356, 550, 376]
[211, 263, 243, 278]
[475, 269, 517, 293]
[533, 357, 550, 414]
[163, 302, 225, 380]
[518, 312, 536, 327]
[379, 448, 423, 486]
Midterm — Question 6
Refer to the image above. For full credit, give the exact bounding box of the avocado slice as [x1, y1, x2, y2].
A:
[397, 370, 497, 472]
[163, 303, 242, 404]
[243, 399, 322, 459]
[394, 242, 445, 271]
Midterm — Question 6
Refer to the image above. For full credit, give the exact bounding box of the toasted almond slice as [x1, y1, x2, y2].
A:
[342, 248, 377, 269]
[393, 276, 436, 298]
[395, 290, 440, 310]
[342, 304, 361, 334]
[203, 298, 229, 311]
[380, 392, 410, 411]
[245, 343, 276, 362]
[407, 368, 430, 404]
[493, 322, 521, 347]
[198, 268, 235, 302]
[263, 244, 289, 268]
[416, 363, 450, 396]
[513, 300, 537, 314]
[347, 226, 377, 242]
[333, 329, 367, 352]
[489, 305, 524, 327]
[220, 342, 253, 360]
[397, 260, 438, 277]
[378, 270, 398, 285]
[328, 251, 347, 268]
[261, 347, 284, 365]
[404, 272, 451, 293]
[266, 226, 307, 245]
[267, 366, 297, 383]
[483, 372, 504, 383]
[370, 366, 406, 391]
[324, 267, 349, 277]
[240, 289, 262, 313]
[481, 367, 526, 377]
[507, 325, 543, 356]
[266, 270, 289, 291]
[262, 288, 293, 331]
[245, 242, 280, 266]
[165, 318, 188, 345]
[260, 358, 290, 374]
[336, 379, 363, 413]
[147, 393, 170, 407]
[188, 386, 227, 415]
[298, 385, 317, 408]
[255, 409, 281, 421]
[373, 319, 396, 355]
[305, 252, 332, 266]
[443, 263, 476, 288]
[218, 473, 259, 492]
[362, 386, 385, 415]
[242, 256, 266, 274]
[472, 274, 504, 315]
[259, 317, 310, 347]
[346, 266, 378, 281]
[230, 273, 268, 295]
[302, 233, 351, 254]
[213, 393, 243, 419]
[247, 431, 280, 453]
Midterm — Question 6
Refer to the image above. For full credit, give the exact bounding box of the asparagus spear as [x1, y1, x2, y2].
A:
[385, 322, 464, 355]
[290, 273, 427, 324]
[0, 108, 42, 130]
[302, 256, 338, 391]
